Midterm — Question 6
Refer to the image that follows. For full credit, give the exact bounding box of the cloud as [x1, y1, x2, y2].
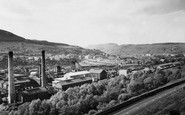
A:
[0, 0, 32, 17]
[142, 0, 185, 15]
[0, 0, 185, 47]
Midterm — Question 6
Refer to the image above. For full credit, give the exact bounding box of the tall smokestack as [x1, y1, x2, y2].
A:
[41, 50, 46, 87]
[8, 51, 15, 103]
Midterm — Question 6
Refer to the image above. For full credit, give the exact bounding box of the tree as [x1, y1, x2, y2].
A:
[50, 107, 58, 115]
[17, 102, 30, 115]
[58, 105, 70, 115]
[28, 99, 41, 115]
[88, 110, 97, 115]
[118, 93, 130, 102]
[106, 100, 117, 108]
[127, 81, 144, 95]
[56, 100, 68, 109]
[154, 70, 168, 87]
[40, 100, 51, 115]
[66, 88, 80, 105]
[79, 84, 89, 99]
[95, 82, 106, 95]
[143, 77, 154, 90]
[87, 84, 97, 95]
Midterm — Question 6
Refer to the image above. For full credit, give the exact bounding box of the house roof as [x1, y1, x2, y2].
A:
[89, 69, 105, 74]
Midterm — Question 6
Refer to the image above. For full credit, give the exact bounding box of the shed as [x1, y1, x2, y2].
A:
[89, 69, 107, 80]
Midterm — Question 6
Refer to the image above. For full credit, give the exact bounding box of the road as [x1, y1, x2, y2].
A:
[112, 83, 185, 115]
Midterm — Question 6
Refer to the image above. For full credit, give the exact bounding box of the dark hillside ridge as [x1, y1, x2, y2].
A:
[0, 29, 103, 55]
[0, 29, 68, 46]
[0, 29, 25, 42]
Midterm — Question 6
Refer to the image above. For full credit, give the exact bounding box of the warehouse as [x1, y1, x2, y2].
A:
[89, 69, 107, 80]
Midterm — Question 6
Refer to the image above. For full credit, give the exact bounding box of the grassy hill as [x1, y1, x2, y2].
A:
[87, 43, 185, 56]
[0, 29, 102, 55]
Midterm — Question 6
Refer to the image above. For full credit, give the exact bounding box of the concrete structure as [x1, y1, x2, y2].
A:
[41, 50, 46, 87]
[8, 51, 16, 103]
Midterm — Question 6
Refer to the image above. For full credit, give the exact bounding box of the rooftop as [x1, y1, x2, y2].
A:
[54, 77, 92, 86]
[64, 71, 90, 78]
[89, 69, 104, 74]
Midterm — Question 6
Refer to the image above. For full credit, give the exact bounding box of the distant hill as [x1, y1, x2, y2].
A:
[0, 29, 102, 55]
[87, 43, 185, 56]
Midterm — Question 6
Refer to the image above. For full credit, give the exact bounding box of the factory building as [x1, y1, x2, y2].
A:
[0, 75, 40, 92]
[89, 69, 107, 81]
[52, 69, 108, 90]
[52, 71, 92, 90]
[18, 87, 50, 102]
[2, 50, 50, 103]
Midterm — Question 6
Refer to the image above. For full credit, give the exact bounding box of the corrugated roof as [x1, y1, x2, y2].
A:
[55, 77, 73, 81]
[64, 71, 90, 77]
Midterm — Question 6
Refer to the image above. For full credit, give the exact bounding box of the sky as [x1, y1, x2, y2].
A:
[0, 0, 185, 47]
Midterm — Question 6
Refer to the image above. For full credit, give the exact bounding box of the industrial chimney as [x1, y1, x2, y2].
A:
[41, 50, 46, 87]
[8, 51, 16, 103]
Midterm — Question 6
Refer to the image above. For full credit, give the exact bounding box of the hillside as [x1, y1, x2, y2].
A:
[0, 29, 102, 55]
[87, 43, 185, 56]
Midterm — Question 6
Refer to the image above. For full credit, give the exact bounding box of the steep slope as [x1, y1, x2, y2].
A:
[0, 29, 25, 42]
[87, 43, 185, 56]
[0, 29, 102, 55]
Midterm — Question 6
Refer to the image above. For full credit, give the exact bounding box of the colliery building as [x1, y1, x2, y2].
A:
[0, 74, 40, 92]
[52, 69, 108, 90]
[1, 51, 51, 104]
